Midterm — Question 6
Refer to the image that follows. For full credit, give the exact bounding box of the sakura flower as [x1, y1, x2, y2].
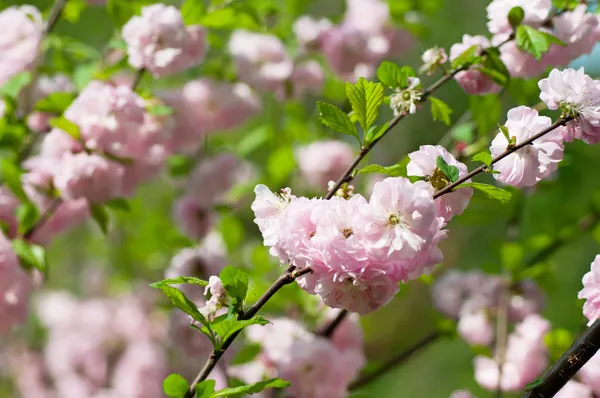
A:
[389, 77, 422, 115]
[551, 5, 599, 64]
[203, 276, 227, 320]
[486, 0, 551, 35]
[251, 185, 294, 250]
[538, 68, 600, 143]
[490, 106, 564, 187]
[290, 60, 325, 98]
[0, 6, 44, 86]
[0, 231, 32, 334]
[123, 4, 207, 77]
[407, 145, 472, 221]
[450, 35, 500, 95]
[554, 381, 593, 398]
[420, 47, 448, 75]
[295, 140, 354, 190]
[228, 30, 293, 92]
[578, 254, 600, 326]
[293, 16, 332, 51]
[579, 351, 600, 395]
[457, 308, 495, 346]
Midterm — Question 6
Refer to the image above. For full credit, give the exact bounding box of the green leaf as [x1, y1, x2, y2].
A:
[376, 61, 403, 88]
[358, 161, 408, 177]
[104, 198, 130, 212]
[345, 78, 384, 132]
[508, 6, 524, 28]
[480, 47, 510, 87]
[450, 45, 480, 69]
[552, 0, 579, 11]
[163, 374, 190, 398]
[212, 378, 291, 397]
[469, 95, 501, 137]
[0, 160, 28, 203]
[90, 203, 109, 234]
[199, 8, 237, 29]
[316, 101, 359, 141]
[364, 122, 389, 145]
[34, 92, 77, 114]
[49, 116, 81, 140]
[232, 343, 261, 365]
[459, 182, 513, 204]
[429, 97, 453, 126]
[167, 155, 195, 177]
[219, 266, 249, 303]
[147, 104, 174, 116]
[473, 152, 492, 167]
[12, 239, 47, 275]
[62, 0, 88, 23]
[516, 25, 565, 60]
[210, 316, 270, 342]
[150, 276, 209, 288]
[436, 156, 459, 183]
[501, 242, 524, 271]
[0, 72, 32, 99]
[181, 0, 206, 25]
[152, 284, 211, 328]
[397, 66, 417, 88]
[196, 380, 216, 398]
[16, 202, 39, 235]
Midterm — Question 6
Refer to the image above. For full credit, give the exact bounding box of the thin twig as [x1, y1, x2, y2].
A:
[23, 199, 61, 240]
[523, 319, 600, 397]
[348, 331, 441, 390]
[184, 267, 312, 398]
[317, 309, 349, 337]
[434, 116, 574, 199]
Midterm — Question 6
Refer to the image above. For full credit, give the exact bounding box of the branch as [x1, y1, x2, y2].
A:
[23, 198, 61, 240]
[523, 319, 600, 397]
[184, 266, 312, 397]
[348, 331, 441, 390]
[317, 309, 349, 337]
[434, 116, 574, 199]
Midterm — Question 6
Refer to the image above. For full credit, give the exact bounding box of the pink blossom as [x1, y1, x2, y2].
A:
[112, 341, 168, 398]
[228, 30, 293, 92]
[457, 309, 495, 346]
[162, 79, 260, 150]
[450, 35, 500, 95]
[344, 0, 390, 34]
[450, 390, 477, 398]
[0, 187, 19, 237]
[0, 231, 32, 334]
[53, 152, 125, 203]
[579, 255, 600, 325]
[490, 106, 564, 187]
[293, 16, 332, 51]
[38, 129, 83, 159]
[420, 47, 448, 75]
[487, 0, 551, 35]
[554, 381, 594, 398]
[295, 140, 354, 190]
[550, 5, 598, 63]
[277, 197, 322, 269]
[538, 68, 600, 143]
[172, 196, 216, 241]
[0, 6, 43, 86]
[251, 185, 294, 250]
[579, 351, 600, 395]
[497, 40, 546, 78]
[122, 4, 207, 77]
[290, 60, 325, 98]
[407, 145, 472, 221]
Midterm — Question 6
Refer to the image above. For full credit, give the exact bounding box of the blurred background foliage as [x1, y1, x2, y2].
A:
[1, 0, 599, 396]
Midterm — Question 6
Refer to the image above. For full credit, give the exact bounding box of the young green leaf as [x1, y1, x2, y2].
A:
[219, 266, 249, 303]
[473, 152, 493, 167]
[147, 104, 174, 116]
[508, 6, 524, 28]
[90, 203, 110, 234]
[152, 284, 211, 329]
[0, 160, 28, 203]
[516, 25, 566, 60]
[376, 61, 403, 88]
[397, 66, 417, 88]
[460, 182, 513, 204]
[163, 374, 190, 398]
[210, 316, 270, 342]
[364, 122, 389, 145]
[435, 156, 459, 183]
[551, 0, 579, 11]
[167, 155, 195, 177]
[345, 78, 384, 132]
[34, 92, 76, 114]
[12, 239, 47, 275]
[104, 198, 131, 212]
[16, 202, 39, 235]
[480, 47, 510, 87]
[0, 72, 32, 99]
[450, 45, 480, 69]
[317, 101, 359, 141]
[357, 163, 407, 177]
[196, 380, 216, 398]
[49, 116, 81, 140]
[181, 0, 206, 25]
[429, 97, 453, 126]
[212, 378, 291, 397]
[150, 276, 209, 288]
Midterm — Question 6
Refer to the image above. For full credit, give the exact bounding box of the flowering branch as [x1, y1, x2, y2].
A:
[184, 265, 312, 397]
[434, 116, 574, 199]
[523, 318, 600, 397]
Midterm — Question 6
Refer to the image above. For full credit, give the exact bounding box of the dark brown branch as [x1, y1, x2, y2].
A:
[184, 267, 312, 398]
[349, 331, 441, 390]
[523, 319, 600, 397]
[434, 117, 574, 199]
[317, 309, 349, 337]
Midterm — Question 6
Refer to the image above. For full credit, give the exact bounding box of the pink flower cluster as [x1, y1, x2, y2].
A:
[295, 140, 355, 190]
[27, 74, 76, 133]
[0, 5, 43, 86]
[123, 4, 207, 77]
[228, 30, 324, 97]
[252, 174, 448, 314]
[229, 313, 364, 398]
[432, 270, 543, 346]
[474, 314, 550, 392]
[293, 0, 412, 82]
[578, 254, 600, 326]
[9, 290, 169, 398]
